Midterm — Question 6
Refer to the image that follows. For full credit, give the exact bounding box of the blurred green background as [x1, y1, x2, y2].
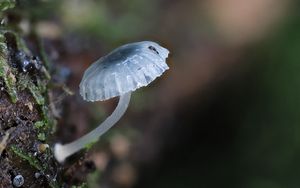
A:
[17, 0, 300, 187]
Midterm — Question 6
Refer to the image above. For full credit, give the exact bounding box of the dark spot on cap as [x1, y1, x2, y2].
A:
[148, 46, 159, 55]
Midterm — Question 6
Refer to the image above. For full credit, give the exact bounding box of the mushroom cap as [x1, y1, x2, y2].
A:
[79, 41, 169, 101]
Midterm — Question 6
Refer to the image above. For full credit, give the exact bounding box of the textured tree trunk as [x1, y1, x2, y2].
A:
[0, 1, 61, 187]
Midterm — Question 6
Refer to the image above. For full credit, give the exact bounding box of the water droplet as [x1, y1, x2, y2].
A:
[13, 175, 24, 187]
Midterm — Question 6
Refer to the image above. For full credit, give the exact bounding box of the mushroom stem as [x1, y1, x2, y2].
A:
[54, 92, 132, 163]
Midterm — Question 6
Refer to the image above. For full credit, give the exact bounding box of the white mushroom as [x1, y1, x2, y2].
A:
[54, 41, 169, 163]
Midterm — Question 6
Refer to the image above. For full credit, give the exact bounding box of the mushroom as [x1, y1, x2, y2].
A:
[54, 41, 169, 163]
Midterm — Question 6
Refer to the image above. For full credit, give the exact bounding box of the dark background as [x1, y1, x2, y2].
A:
[17, 0, 300, 187]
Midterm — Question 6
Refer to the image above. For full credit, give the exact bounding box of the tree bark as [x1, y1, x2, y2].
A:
[0, 1, 62, 187]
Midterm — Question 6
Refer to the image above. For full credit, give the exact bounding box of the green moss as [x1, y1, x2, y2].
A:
[0, 34, 18, 103]
[37, 133, 46, 141]
[29, 84, 45, 105]
[6, 72, 17, 102]
[0, 33, 6, 51]
[34, 121, 45, 129]
[0, 61, 18, 103]
[41, 105, 57, 131]
[18, 74, 46, 106]
[10, 145, 44, 171]
[0, 0, 15, 11]
[17, 74, 46, 105]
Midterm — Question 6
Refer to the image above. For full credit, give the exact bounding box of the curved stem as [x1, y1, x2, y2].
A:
[54, 92, 131, 163]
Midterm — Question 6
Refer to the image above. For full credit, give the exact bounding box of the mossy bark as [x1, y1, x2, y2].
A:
[0, 1, 61, 188]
